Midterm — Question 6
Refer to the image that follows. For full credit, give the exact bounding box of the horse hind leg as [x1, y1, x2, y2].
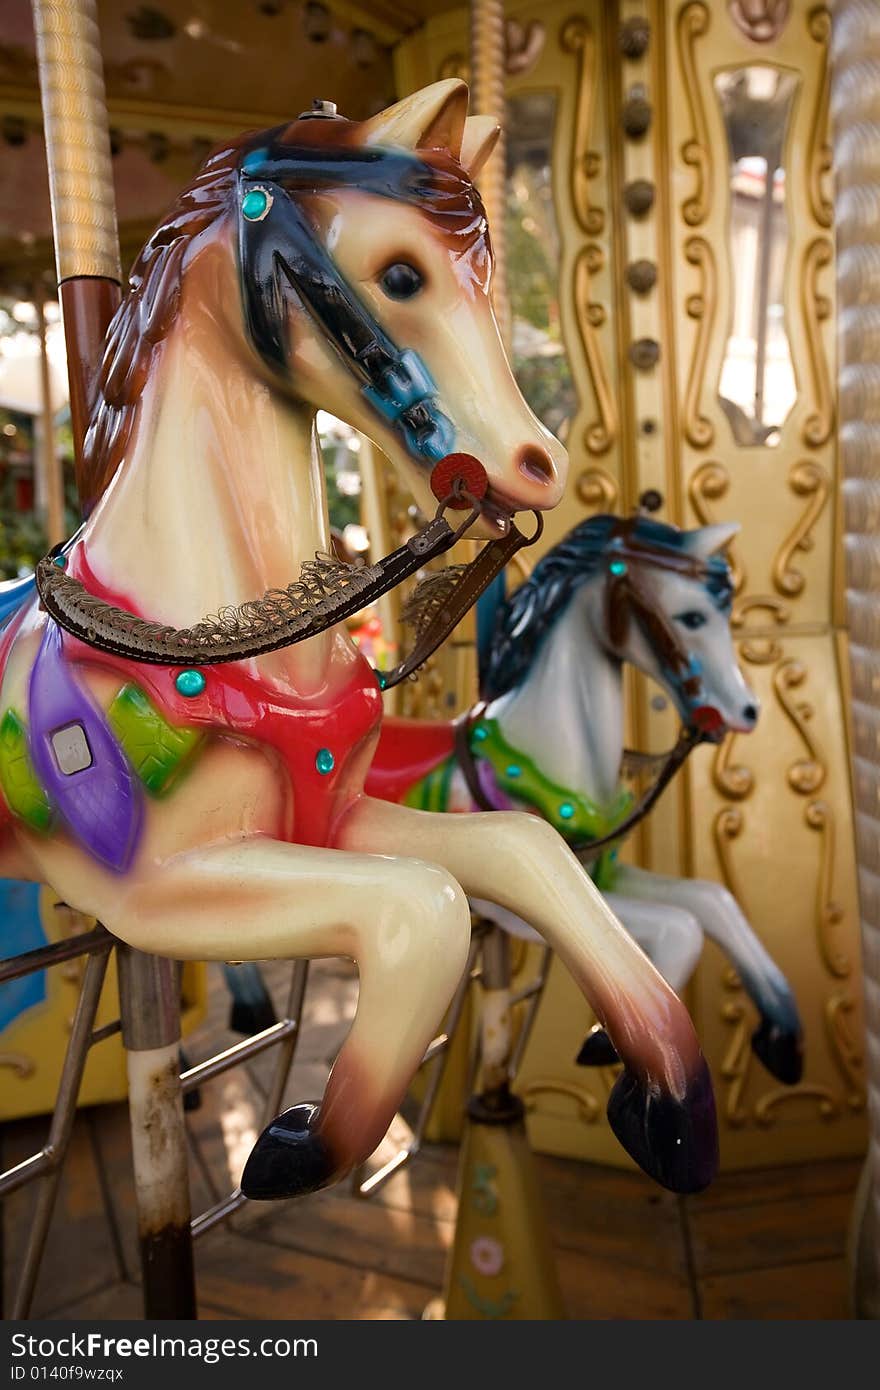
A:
[83, 837, 472, 1199]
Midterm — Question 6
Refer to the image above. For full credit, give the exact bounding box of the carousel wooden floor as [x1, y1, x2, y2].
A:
[1, 958, 860, 1321]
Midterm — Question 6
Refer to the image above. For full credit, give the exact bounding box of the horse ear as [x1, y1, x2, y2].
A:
[461, 114, 500, 177]
[360, 79, 468, 158]
[684, 522, 740, 558]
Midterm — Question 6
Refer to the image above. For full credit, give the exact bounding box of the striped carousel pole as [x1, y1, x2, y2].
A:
[436, 0, 565, 1322]
[31, 0, 196, 1318]
[832, 0, 880, 1320]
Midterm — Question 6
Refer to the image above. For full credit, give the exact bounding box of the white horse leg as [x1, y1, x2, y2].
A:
[575, 894, 703, 1067]
[65, 837, 472, 1198]
[338, 798, 718, 1193]
[613, 862, 803, 1084]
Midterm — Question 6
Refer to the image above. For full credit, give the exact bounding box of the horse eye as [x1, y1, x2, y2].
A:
[676, 610, 707, 631]
[380, 262, 424, 300]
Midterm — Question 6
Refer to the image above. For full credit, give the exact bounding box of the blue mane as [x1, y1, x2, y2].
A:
[481, 513, 732, 700]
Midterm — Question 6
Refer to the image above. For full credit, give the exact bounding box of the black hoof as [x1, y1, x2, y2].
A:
[576, 1026, 620, 1067]
[606, 1059, 718, 1195]
[240, 1103, 336, 1201]
[751, 1018, 804, 1085]
[229, 995, 278, 1036]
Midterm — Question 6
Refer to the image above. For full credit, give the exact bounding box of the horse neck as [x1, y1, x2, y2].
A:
[82, 317, 332, 687]
[484, 587, 624, 806]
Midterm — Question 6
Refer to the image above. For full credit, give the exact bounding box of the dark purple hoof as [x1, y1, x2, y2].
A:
[606, 1059, 718, 1194]
[240, 1102, 336, 1201]
[751, 1019, 804, 1085]
[576, 1025, 620, 1067]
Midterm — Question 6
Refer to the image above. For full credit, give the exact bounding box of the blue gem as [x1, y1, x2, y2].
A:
[506, 764, 521, 778]
[242, 146, 269, 171]
[175, 669, 206, 698]
[315, 748, 335, 775]
[559, 802, 575, 821]
[472, 725, 488, 742]
[242, 188, 270, 221]
[609, 560, 627, 576]
[53, 554, 67, 568]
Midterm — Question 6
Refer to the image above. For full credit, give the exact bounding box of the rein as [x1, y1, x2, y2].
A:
[34, 470, 542, 688]
[455, 704, 705, 855]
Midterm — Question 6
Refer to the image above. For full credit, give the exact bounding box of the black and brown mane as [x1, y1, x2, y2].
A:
[80, 118, 490, 513]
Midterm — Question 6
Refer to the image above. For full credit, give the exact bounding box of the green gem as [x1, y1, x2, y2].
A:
[472, 724, 489, 742]
[375, 670, 387, 690]
[175, 669, 206, 698]
[559, 802, 575, 820]
[242, 188, 269, 220]
[609, 560, 627, 576]
[506, 764, 521, 778]
[315, 747, 335, 775]
[53, 554, 67, 568]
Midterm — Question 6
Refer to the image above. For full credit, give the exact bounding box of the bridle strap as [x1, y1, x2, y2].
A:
[34, 499, 543, 680]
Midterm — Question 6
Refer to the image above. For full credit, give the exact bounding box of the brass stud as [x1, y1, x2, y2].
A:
[619, 16, 651, 59]
[628, 338, 661, 370]
[625, 259, 657, 294]
[622, 91, 652, 139]
[623, 179, 655, 217]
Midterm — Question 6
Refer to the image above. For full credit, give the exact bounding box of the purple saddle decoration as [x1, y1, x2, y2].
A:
[28, 621, 144, 872]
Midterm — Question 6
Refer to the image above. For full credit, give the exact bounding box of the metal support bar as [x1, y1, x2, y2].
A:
[10, 947, 110, 1316]
[0, 925, 111, 984]
[118, 947, 196, 1319]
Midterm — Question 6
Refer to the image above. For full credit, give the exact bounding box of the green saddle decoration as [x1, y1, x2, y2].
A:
[108, 683, 204, 796]
[469, 716, 633, 846]
[0, 708, 55, 834]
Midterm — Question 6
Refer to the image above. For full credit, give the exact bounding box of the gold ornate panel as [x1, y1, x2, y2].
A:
[392, 0, 865, 1168]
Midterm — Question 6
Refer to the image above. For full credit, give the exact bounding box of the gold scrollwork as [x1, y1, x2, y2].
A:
[574, 244, 617, 456]
[772, 459, 831, 598]
[676, 2, 711, 227]
[712, 736, 753, 800]
[682, 237, 716, 449]
[731, 595, 791, 665]
[807, 7, 832, 229]
[801, 238, 834, 448]
[687, 460, 744, 592]
[713, 811, 755, 1126]
[0, 1052, 36, 1078]
[754, 1084, 840, 1126]
[825, 992, 866, 1111]
[561, 16, 604, 236]
[772, 659, 826, 795]
[521, 1078, 600, 1123]
[576, 467, 618, 512]
[805, 800, 850, 979]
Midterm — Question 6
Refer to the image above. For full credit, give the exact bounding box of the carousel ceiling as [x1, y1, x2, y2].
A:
[0, 0, 455, 285]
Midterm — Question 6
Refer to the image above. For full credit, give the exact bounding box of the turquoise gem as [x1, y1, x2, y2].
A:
[242, 146, 269, 171]
[472, 724, 488, 742]
[315, 747, 335, 775]
[375, 670, 387, 690]
[559, 802, 575, 821]
[506, 764, 521, 778]
[609, 560, 627, 576]
[175, 669, 206, 698]
[242, 188, 270, 221]
[53, 554, 67, 568]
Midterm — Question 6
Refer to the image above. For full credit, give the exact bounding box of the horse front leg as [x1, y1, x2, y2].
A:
[65, 837, 472, 1199]
[613, 863, 804, 1084]
[338, 798, 719, 1193]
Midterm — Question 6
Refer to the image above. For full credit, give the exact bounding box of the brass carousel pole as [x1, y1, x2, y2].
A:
[31, 0, 196, 1318]
[436, 2, 565, 1322]
[833, 0, 880, 1320]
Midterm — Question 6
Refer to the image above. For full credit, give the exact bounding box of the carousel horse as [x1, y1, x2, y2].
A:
[0, 81, 718, 1199]
[368, 510, 804, 1084]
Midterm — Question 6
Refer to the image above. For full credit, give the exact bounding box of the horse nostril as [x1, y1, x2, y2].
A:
[517, 444, 557, 487]
[743, 703, 758, 724]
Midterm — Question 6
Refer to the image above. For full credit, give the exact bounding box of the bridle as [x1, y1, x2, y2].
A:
[458, 511, 734, 854]
[34, 113, 544, 682]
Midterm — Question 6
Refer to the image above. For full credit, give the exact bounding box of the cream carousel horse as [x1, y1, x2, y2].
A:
[0, 81, 717, 1197]
[370, 510, 803, 1084]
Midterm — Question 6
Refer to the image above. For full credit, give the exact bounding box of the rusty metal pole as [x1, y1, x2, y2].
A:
[117, 948, 196, 1319]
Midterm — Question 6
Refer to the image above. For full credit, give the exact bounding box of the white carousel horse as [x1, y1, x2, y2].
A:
[0, 81, 718, 1197]
[369, 510, 803, 1083]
